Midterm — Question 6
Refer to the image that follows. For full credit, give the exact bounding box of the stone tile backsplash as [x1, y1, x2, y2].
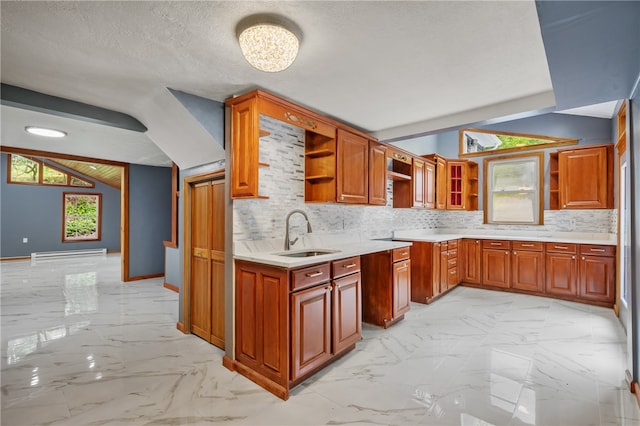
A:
[232, 116, 615, 242]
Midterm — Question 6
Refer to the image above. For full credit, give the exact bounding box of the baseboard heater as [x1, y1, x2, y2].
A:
[31, 248, 107, 263]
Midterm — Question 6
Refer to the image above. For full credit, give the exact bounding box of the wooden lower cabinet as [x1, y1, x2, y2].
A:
[291, 283, 332, 382]
[332, 272, 363, 355]
[234, 261, 289, 389]
[482, 240, 511, 289]
[545, 245, 578, 297]
[461, 239, 481, 285]
[362, 248, 411, 327]
[578, 245, 616, 303]
[511, 242, 545, 293]
[231, 257, 362, 400]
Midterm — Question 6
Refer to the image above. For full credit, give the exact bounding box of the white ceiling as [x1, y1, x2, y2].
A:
[0, 1, 587, 167]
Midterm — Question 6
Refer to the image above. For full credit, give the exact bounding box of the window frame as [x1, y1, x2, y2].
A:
[459, 128, 577, 158]
[483, 152, 544, 225]
[62, 192, 103, 243]
[8, 154, 95, 188]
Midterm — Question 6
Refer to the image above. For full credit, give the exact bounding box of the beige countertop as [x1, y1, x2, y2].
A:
[393, 229, 617, 246]
[233, 237, 412, 269]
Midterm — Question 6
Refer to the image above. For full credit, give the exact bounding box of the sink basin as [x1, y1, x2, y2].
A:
[274, 249, 341, 258]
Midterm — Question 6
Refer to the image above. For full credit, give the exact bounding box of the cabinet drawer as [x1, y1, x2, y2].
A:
[512, 241, 544, 251]
[579, 244, 615, 257]
[447, 240, 459, 250]
[546, 242, 577, 254]
[291, 263, 331, 292]
[393, 247, 411, 262]
[447, 258, 457, 269]
[331, 256, 361, 279]
[482, 240, 511, 250]
[448, 248, 458, 259]
[447, 268, 458, 286]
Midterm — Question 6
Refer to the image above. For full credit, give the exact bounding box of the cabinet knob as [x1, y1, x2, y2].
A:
[505, 251, 509, 255]
[582, 256, 585, 260]
[513, 251, 517, 255]
[572, 256, 576, 260]
[476, 240, 479, 244]
[563, 204, 567, 208]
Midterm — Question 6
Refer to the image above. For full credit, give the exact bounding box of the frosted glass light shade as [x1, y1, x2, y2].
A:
[25, 126, 66, 138]
[238, 23, 299, 72]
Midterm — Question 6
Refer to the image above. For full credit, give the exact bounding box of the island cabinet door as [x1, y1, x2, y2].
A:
[393, 259, 411, 318]
[332, 273, 362, 355]
[235, 261, 289, 386]
[291, 284, 332, 382]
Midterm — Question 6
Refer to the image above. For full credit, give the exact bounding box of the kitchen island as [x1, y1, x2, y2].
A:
[226, 236, 412, 400]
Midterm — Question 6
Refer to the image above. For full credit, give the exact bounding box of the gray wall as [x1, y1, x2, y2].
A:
[128, 164, 172, 278]
[0, 153, 121, 257]
[431, 113, 613, 210]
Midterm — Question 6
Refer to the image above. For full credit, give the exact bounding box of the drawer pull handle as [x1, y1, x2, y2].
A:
[400, 251, 408, 256]
[343, 263, 357, 269]
[306, 271, 324, 278]
[590, 248, 606, 253]
[521, 244, 534, 247]
[490, 242, 502, 246]
[554, 245, 569, 249]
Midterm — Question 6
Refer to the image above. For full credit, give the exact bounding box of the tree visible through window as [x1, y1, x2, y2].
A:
[8, 154, 94, 188]
[484, 153, 543, 225]
[63, 193, 102, 242]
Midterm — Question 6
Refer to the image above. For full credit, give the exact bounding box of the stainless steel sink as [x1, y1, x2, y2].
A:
[274, 249, 340, 258]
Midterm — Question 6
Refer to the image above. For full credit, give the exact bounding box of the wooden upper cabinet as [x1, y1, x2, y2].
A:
[424, 159, 436, 209]
[337, 129, 369, 204]
[446, 161, 465, 209]
[368, 141, 387, 205]
[229, 97, 260, 198]
[434, 155, 447, 209]
[557, 145, 613, 209]
[412, 158, 426, 208]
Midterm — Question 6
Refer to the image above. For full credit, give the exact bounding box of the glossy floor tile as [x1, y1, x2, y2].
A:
[2, 254, 639, 425]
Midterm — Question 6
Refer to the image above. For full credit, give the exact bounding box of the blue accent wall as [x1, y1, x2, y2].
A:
[0, 153, 121, 257]
[128, 164, 172, 278]
[169, 89, 224, 148]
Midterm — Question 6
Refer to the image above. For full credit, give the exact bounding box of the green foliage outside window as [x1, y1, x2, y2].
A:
[10, 155, 39, 182]
[64, 194, 100, 241]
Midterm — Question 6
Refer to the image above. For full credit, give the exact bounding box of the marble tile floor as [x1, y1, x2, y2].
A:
[2, 254, 640, 426]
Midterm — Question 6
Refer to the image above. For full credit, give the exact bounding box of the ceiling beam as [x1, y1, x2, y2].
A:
[0, 84, 147, 132]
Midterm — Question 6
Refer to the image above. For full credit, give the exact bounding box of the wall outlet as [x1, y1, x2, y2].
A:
[22, 237, 28, 243]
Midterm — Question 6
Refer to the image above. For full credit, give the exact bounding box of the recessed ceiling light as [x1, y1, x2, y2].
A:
[25, 126, 67, 138]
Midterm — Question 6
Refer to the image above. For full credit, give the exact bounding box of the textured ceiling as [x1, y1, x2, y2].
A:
[0, 1, 556, 167]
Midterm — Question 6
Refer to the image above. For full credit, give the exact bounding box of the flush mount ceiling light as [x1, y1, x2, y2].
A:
[25, 126, 67, 138]
[236, 14, 302, 73]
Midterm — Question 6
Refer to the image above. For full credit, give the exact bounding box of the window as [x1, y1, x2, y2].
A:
[460, 129, 577, 157]
[484, 152, 543, 225]
[9, 154, 40, 183]
[8, 154, 94, 188]
[63, 193, 102, 242]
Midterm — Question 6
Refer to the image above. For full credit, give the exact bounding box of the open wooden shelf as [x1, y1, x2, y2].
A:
[387, 170, 411, 181]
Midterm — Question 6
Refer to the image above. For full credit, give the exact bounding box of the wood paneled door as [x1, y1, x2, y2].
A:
[190, 178, 225, 349]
